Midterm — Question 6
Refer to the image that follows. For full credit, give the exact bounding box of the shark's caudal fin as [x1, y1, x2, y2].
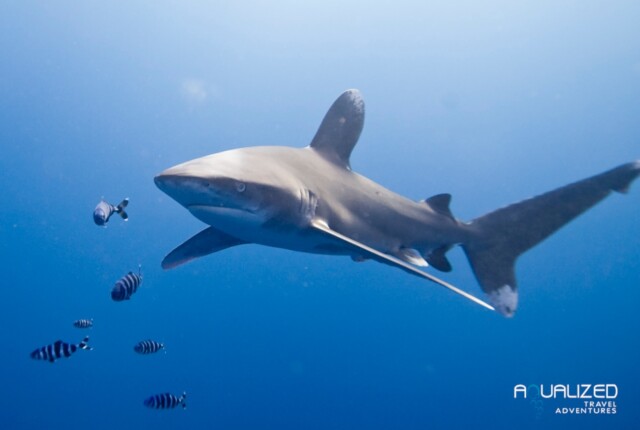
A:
[463, 161, 640, 317]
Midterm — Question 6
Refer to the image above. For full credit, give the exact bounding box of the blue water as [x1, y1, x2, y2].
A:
[1, 2, 639, 429]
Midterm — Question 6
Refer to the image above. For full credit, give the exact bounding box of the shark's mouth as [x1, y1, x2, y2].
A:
[187, 203, 255, 215]
[187, 204, 263, 225]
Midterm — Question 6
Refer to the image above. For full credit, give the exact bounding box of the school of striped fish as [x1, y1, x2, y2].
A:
[30, 200, 186, 411]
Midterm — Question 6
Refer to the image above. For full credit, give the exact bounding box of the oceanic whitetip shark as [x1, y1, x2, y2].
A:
[155, 89, 639, 317]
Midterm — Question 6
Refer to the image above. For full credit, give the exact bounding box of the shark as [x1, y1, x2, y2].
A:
[154, 89, 639, 317]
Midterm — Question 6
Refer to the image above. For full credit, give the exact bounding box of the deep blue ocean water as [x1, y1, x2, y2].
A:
[1, 2, 639, 429]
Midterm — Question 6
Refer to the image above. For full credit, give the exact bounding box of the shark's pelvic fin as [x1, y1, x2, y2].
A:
[309, 89, 365, 170]
[310, 218, 495, 312]
[463, 160, 640, 317]
[162, 226, 247, 270]
[395, 248, 429, 267]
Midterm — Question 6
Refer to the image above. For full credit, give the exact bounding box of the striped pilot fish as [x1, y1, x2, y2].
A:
[134, 339, 165, 355]
[30, 336, 92, 363]
[111, 266, 143, 301]
[73, 319, 93, 329]
[144, 392, 187, 410]
[93, 198, 129, 226]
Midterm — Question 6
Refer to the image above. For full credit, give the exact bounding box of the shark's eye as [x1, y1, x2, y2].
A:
[235, 182, 246, 193]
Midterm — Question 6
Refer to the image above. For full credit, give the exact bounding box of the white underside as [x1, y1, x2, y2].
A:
[188, 204, 328, 252]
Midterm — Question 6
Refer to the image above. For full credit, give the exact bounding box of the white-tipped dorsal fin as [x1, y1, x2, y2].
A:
[309, 89, 365, 170]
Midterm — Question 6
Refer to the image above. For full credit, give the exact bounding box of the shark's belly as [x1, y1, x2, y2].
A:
[189, 204, 351, 255]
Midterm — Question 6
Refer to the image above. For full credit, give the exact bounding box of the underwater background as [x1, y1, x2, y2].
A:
[1, 1, 639, 429]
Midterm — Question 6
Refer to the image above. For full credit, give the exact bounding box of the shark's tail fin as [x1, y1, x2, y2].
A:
[462, 161, 640, 317]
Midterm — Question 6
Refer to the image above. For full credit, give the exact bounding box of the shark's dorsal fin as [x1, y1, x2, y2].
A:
[310, 218, 495, 312]
[424, 194, 454, 220]
[309, 89, 365, 170]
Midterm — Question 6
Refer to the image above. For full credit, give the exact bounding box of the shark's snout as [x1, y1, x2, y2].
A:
[155, 162, 250, 212]
[154, 172, 181, 195]
[154, 164, 207, 207]
[154, 160, 209, 197]
[155, 162, 194, 182]
[153, 173, 166, 188]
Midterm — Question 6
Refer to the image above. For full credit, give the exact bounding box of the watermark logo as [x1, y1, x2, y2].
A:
[514, 384, 618, 416]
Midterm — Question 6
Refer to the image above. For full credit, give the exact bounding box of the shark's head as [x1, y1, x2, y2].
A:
[155, 89, 364, 247]
[155, 147, 316, 238]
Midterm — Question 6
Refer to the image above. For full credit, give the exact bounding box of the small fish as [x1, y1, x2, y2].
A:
[144, 392, 187, 410]
[73, 319, 93, 329]
[134, 339, 165, 355]
[93, 198, 129, 226]
[111, 266, 143, 302]
[30, 336, 92, 363]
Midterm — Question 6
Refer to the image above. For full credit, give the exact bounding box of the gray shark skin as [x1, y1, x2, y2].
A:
[155, 89, 639, 317]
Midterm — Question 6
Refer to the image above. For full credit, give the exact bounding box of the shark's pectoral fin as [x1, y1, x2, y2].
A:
[310, 219, 495, 312]
[162, 226, 247, 270]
